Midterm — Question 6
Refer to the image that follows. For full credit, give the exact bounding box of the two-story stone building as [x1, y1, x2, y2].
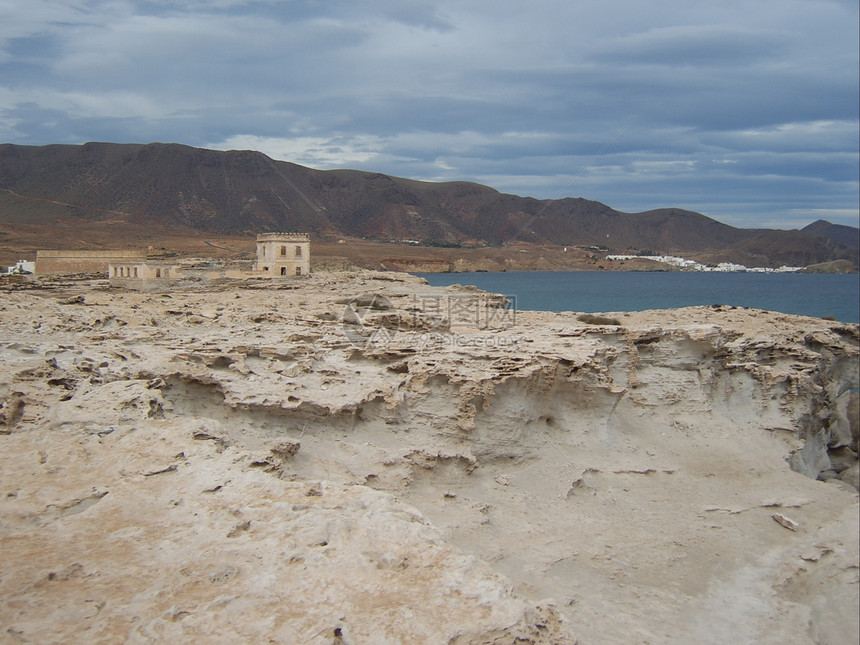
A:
[255, 233, 310, 277]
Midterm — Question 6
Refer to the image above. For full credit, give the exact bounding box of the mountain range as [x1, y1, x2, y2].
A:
[0, 141, 857, 268]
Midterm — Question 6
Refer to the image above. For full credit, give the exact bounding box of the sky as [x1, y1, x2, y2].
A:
[1, 1, 858, 230]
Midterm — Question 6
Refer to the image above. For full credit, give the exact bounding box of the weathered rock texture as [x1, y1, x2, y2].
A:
[1, 270, 858, 644]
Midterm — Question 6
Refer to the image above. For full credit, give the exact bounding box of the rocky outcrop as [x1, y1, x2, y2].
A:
[1, 271, 857, 644]
[800, 259, 858, 274]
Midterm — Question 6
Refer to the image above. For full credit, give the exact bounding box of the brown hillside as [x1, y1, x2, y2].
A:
[802, 219, 860, 249]
[0, 142, 856, 269]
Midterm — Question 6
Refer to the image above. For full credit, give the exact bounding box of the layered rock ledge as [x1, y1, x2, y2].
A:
[1, 270, 858, 644]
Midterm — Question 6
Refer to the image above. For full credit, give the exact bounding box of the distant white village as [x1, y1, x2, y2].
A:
[605, 254, 802, 273]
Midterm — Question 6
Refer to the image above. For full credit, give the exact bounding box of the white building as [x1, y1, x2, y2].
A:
[5, 260, 35, 274]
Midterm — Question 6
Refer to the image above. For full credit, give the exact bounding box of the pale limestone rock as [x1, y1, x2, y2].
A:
[1, 270, 858, 644]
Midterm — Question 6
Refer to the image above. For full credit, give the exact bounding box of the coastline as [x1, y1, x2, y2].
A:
[3, 229, 856, 275]
[415, 269, 860, 324]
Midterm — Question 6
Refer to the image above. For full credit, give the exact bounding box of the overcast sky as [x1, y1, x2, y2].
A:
[1, 1, 858, 230]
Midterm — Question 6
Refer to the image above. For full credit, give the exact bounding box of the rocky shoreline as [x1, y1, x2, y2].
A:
[1, 270, 858, 643]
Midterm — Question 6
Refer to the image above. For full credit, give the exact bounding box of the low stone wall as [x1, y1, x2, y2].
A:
[107, 265, 308, 289]
[36, 250, 146, 275]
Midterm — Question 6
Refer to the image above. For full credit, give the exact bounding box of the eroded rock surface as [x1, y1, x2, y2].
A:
[1, 271, 858, 644]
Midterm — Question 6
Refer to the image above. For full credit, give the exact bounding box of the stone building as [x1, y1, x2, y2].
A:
[108, 258, 245, 285]
[107, 233, 311, 286]
[255, 233, 310, 277]
[109, 261, 173, 281]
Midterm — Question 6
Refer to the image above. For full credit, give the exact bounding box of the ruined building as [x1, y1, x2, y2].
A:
[106, 233, 311, 285]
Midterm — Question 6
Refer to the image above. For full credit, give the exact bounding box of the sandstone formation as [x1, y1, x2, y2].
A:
[1, 270, 858, 644]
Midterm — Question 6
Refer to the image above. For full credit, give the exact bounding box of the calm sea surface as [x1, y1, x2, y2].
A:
[414, 271, 860, 323]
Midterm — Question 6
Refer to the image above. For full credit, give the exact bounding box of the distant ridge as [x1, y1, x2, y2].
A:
[0, 142, 857, 268]
[802, 220, 859, 249]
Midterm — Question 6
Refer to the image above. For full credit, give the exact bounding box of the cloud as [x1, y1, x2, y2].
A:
[591, 24, 791, 67]
[209, 133, 386, 168]
[0, 0, 857, 228]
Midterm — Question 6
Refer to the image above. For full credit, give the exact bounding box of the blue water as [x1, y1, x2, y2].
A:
[414, 271, 860, 323]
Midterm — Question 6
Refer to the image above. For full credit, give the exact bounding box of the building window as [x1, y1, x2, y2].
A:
[280, 267, 287, 275]
[133, 267, 138, 278]
[155, 268, 161, 278]
[295, 245, 302, 257]
[295, 266, 302, 276]
[281, 245, 287, 256]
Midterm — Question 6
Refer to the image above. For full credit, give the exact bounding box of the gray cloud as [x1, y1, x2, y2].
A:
[0, 0, 857, 228]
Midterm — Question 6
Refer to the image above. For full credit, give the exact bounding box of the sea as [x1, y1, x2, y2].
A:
[414, 271, 860, 324]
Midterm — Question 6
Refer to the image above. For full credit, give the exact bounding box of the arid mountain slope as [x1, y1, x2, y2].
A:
[803, 219, 860, 249]
[0, 142, 857, 268]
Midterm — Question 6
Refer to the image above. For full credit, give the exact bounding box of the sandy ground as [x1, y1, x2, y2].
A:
[0, 222, 691, 273]
[1, 269, 857, 644]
